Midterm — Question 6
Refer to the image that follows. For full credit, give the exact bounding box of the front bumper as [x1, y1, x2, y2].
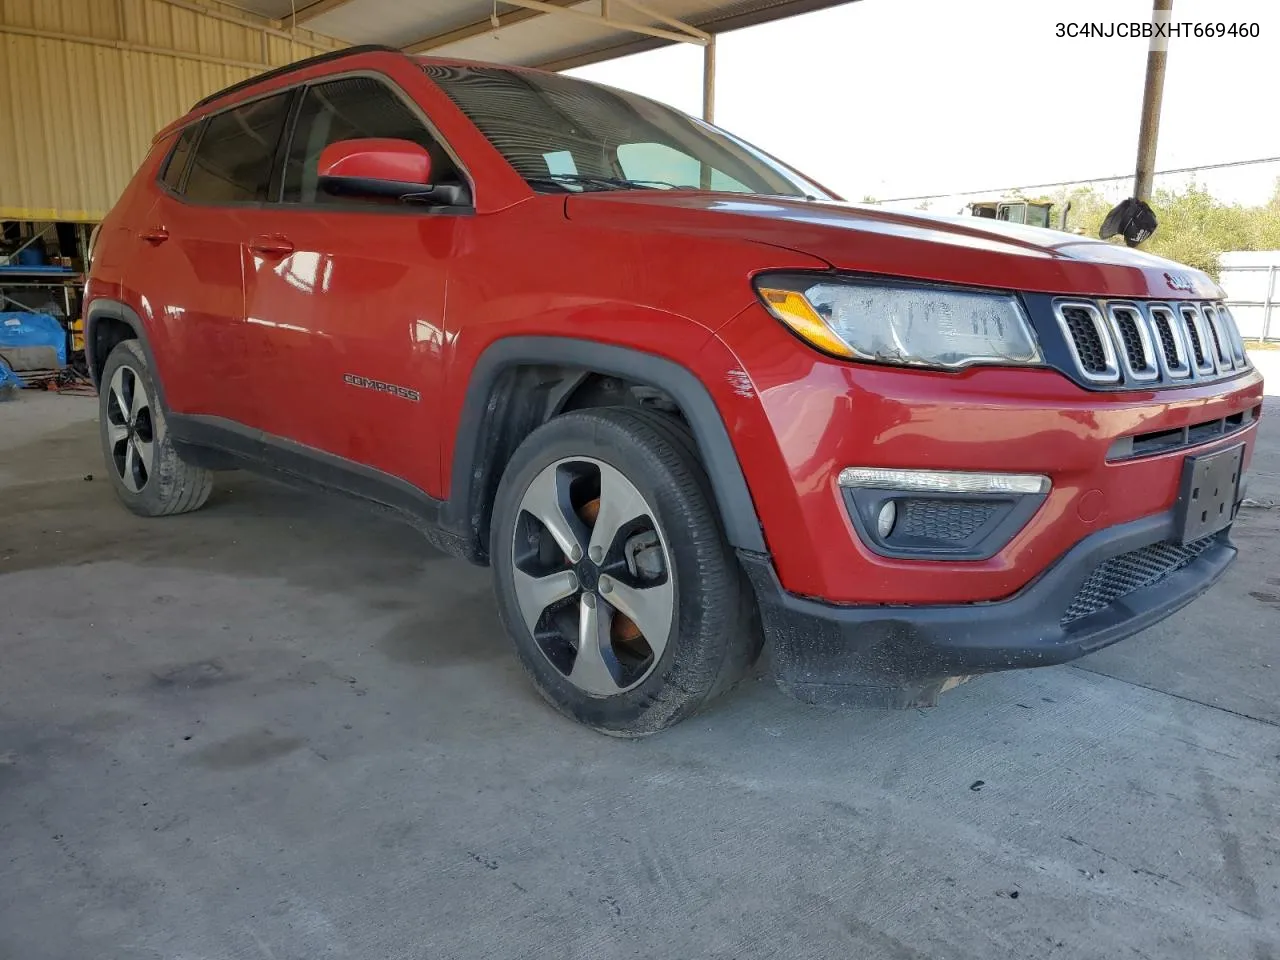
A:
[740, 510, 1236, 707]
[712, 304, 1263, 604]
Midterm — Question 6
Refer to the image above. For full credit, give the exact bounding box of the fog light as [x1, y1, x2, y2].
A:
[877, 500, 897, 539]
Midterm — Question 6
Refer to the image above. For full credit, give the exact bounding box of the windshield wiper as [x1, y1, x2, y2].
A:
[525, 174, 681, 192]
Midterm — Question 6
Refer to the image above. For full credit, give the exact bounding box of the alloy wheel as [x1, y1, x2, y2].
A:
[105, 364, 156, 493]
[510, 457, 674, 696]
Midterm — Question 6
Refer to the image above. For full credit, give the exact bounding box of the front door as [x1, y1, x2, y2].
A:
[242, 75, 468, 499]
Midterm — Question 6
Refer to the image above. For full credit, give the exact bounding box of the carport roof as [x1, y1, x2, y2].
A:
[219, 0, 854, 71]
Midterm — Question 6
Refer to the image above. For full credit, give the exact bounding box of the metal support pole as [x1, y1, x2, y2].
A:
[702, 34, 716, 124]
[699, 36, 717, 190]
[1265, 265, 1276, 342]
[1134, 0, 1172, 202]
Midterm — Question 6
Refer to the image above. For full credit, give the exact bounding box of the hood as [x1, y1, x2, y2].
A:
[563, 193, 1223, 301]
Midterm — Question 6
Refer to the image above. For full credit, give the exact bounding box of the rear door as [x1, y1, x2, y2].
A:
[241, 74, 469, 498]
[135, 92, 293, 426]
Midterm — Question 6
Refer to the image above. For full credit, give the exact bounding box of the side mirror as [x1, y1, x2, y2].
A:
[317, 138, 465, 205]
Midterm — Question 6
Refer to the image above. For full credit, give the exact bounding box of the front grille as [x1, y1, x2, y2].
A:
[1060, 537, 1218, 625]
[898, 499, 999, 541]
[1060, 306, 1110, 374]
[1044, 297, 1248, 389]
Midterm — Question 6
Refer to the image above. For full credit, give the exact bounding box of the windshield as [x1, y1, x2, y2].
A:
[422, 63, 833, 200]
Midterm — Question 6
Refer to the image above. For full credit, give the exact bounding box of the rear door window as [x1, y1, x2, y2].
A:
[281, 76, 462, 205]
[183, 92, 292, 203]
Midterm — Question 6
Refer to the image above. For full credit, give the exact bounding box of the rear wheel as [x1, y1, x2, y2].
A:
[98, 339, 213, 517]
[490, 407, 760, 736]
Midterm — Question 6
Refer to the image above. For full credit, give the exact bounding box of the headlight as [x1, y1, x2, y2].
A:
[754, 274, 1042, 369]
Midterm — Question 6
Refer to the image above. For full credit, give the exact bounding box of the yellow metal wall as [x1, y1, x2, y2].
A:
[0, 0, 342, 221]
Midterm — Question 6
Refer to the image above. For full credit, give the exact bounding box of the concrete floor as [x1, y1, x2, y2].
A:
[2, 383, 1279, 960]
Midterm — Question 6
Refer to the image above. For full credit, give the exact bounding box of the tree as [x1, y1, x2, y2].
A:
[1045, 178, 1280, 280]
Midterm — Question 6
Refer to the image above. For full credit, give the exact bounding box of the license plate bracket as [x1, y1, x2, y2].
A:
[1175, 445, 1244, 544]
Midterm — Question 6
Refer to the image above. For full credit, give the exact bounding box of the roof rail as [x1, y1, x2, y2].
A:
[191, 44, 403, 110]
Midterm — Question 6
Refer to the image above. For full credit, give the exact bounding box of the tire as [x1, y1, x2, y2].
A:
[490, 406, 761, 736]
[98, 339, 213, 517]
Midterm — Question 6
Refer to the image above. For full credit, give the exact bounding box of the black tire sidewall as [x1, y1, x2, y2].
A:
[98, 340, 180, 514]
[491, 409, 741, 735]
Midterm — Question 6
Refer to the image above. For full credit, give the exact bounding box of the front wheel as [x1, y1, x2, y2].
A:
[490, 407, 760, 736]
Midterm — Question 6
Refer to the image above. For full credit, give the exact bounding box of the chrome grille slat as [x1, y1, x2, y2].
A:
[1201, 305, 1233, 371]
[1179, 305, 1216, 374]
[1106, 303, 1158, 381]
[1219, 305, 1248, 365]
[1147, 304, 1191, 378]
[1053, 301, 1120, 383]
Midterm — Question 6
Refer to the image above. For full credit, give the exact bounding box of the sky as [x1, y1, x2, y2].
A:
[569, 0, 1279, 213]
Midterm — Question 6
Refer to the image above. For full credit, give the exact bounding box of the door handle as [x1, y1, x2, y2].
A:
[249, 235, 294, 257]
[139, 226, 169, 244]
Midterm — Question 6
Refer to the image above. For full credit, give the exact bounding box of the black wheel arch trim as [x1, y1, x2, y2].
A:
[85, 298, 167, 404]
[442, 336, 767, 555]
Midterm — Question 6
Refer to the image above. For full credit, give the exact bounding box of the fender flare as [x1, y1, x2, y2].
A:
[84, 299, 168, 405]
[444, 336, 767, 555]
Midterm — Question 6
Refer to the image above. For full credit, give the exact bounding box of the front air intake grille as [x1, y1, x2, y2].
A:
[1202, 306, 1235, 370]
[1060, 537, 1218, 625]
[1148, 306, 1189, 378]
[1152, 313, 1178, 358]
[1108, 305, 1158, 379]
[1059, 306, 1111, 375]
[1204, 308, 1226, 364]
[1180, 306, 1211, 370]
[1107, 408, 1255, 460]
[1112, 309, 1147, 368]
[1221, 307, 1247, 365]
[898, 499, 999, 542]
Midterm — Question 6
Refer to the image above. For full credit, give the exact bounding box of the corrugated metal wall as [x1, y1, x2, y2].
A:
[0, 0, 343, 221]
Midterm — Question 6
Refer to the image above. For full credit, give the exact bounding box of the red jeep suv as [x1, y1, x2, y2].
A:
[85, 46, 1263, 735]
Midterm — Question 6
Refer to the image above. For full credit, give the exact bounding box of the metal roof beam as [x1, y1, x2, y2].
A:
[402, 0, 580, 54]
[288, 0, 362, 25]
[0, 23, 270, 70]
[150, 0, 336, 50]
[610, 0, 709, 40]
[498, 0, 708, 46]
[535, 0, 853, 71]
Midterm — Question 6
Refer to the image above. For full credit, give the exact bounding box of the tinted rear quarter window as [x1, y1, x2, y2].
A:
[159, 126, 199, 192]
[183, 92, 292, 203]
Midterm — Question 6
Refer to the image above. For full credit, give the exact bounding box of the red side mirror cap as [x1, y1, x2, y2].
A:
[317, 138, 433, 189]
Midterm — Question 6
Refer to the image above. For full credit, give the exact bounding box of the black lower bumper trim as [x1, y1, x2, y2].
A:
[741, 511, 1236, 706]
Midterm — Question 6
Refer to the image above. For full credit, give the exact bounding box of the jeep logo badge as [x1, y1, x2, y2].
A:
[1164, 271, 1196, 292]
